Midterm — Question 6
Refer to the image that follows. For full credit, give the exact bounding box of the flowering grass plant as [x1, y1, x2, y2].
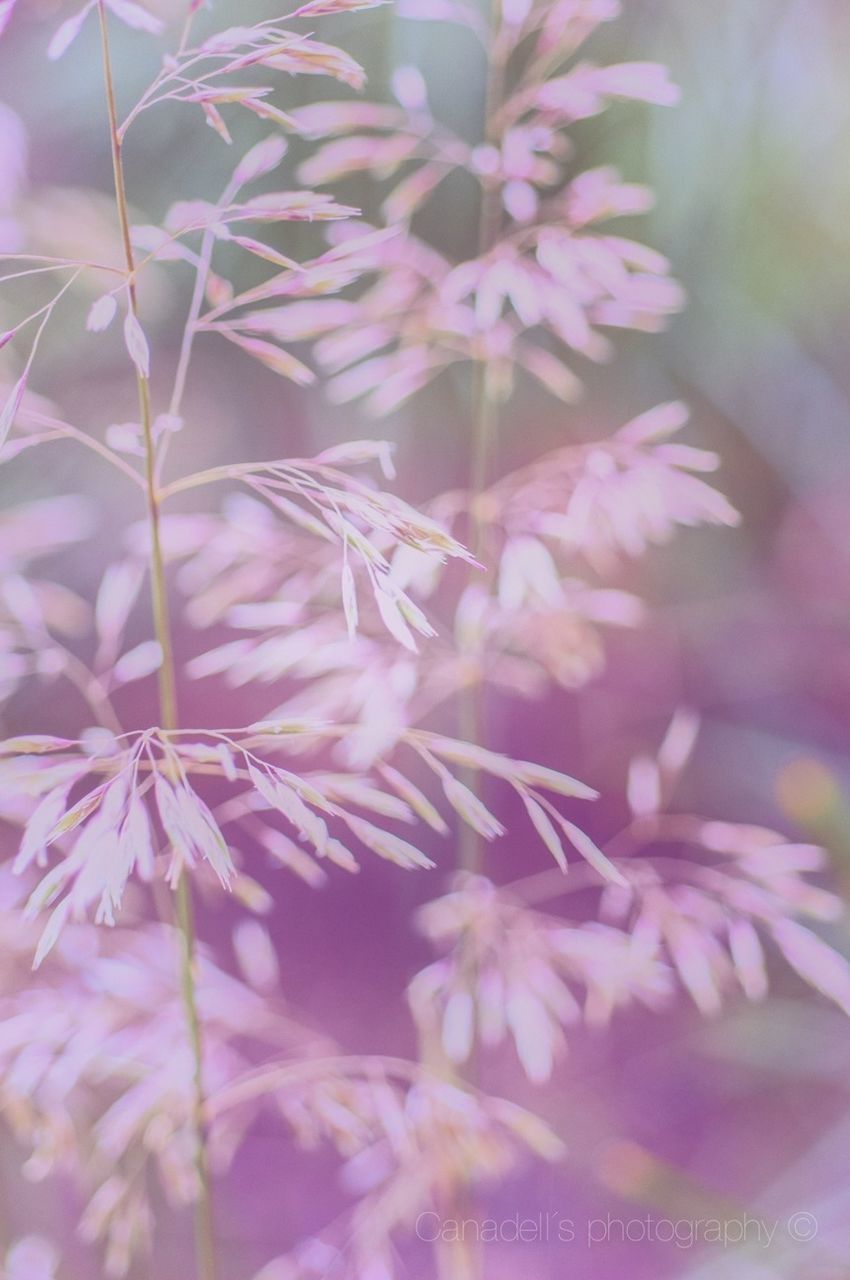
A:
[0, 1, 847, 1278]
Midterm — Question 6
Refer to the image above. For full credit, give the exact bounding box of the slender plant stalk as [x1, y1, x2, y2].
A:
[457, 2, 507, 875]
[169, 219, 221, 420]
[431, 14, 510, 1280]
[96, 7, 218, 1278]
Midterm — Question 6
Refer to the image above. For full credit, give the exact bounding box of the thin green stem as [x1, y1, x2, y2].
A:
[433, 18, 510, 1280]
[176, 875, 219, 1280]
[30, 415, 147, 487]
[457, 4, 507, 876]
[166, 169, 242, 438]
[169, 206, 228, 420]
[158, 460, 261, 501]
[97, 7, 218, 1278]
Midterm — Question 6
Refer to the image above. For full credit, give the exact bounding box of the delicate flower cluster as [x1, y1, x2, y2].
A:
[0, 3, 395, 434]
[4, 722, 603, 962]
[304, 219, 683, 414]
[479, 401, 740, 568]
[177, 223, 399, 390]
[410, 872, 671, 1082]
[583, 716, 850, 1017]
[598, 817, 850, 1017]
[404, 714, 850, 1085]
[173, 402, 736, 739]
[212, 1056, 562, 1280]
[0, 869, 324, 1275]
[410, 815, 850, 1090]
[45, 1, 373, 100]
[269, 0, 683, 412]
[0, 862, 563, 1279]
[139, 441, 478, 663]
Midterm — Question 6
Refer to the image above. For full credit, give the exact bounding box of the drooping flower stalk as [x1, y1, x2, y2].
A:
[95, 6, 217, 1277]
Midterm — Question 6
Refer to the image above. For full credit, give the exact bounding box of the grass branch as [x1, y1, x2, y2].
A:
[97, 7, 218, 1277]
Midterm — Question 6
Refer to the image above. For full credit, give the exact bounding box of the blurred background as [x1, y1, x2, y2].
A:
[3, 1, 850, 1277]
